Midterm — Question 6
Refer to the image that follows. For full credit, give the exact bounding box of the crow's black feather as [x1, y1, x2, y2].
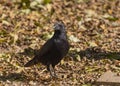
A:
[24, 21, 70, 77]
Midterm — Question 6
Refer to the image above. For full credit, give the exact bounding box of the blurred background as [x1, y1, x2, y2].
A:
[0, 0, 120, 85]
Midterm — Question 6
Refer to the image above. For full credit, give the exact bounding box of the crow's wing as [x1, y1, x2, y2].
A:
[36, 39, 53, 57]
[24, 39, 53, 67]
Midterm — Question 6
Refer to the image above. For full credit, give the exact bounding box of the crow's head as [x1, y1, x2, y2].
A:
[53, 21, 65, 32]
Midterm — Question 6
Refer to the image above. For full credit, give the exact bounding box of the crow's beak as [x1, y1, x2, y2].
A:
[53, 25, 56, 30]
[53, 23, 59, 30]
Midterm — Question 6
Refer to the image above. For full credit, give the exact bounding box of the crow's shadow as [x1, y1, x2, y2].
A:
[78, 47, 120, 60]
[19, 47, 40, 58]
[69, 47, 120, 61]
[0, 73, 27, 82]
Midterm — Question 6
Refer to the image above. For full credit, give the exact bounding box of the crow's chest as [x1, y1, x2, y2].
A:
[54, 39, 69, 56]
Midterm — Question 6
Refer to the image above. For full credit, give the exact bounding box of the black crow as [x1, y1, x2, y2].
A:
[24, 21, 70, 77]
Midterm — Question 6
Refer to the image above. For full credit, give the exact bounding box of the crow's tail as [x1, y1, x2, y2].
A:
[24, 58, 39, 67]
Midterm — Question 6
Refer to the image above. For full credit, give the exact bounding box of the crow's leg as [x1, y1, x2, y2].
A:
[52, 65, 57, 77]
[47, 64, 57, 78]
